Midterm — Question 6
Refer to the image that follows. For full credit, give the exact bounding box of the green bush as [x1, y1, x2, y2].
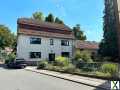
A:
[63, 64, 76, 73]
[74, 50, 81, 60]
[45, 64, 63, 72]
[54, 56, 69, 67]
[5, 53, 16, 64]
[102, 57, 112, 62]
[101, 63, 118, 76]
[74, 50, 93, 63]
[37, 60, 48, 69]
[96, 71, 111, 77]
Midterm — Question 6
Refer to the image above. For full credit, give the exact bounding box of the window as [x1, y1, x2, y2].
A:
[30, 37, 41, 44]
[61, 40, 69, 46]
[30, 52, 41, 58]
[61, 52, 70, 57]
[80, 49, 84, 51]
[50, 39, 54, 45]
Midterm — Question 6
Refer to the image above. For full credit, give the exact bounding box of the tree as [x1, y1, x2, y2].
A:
[0, 25, 16, 49]
[98, 1, 119, 60]
[73, 24, 86, 40]
[55, 17, 64, 24]
[32, 12, 44, 21]
[45, 13, 54, 22]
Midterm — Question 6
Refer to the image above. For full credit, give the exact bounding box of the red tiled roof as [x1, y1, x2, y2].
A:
[17, 18, 71, 31]
[17, 18, 74, 39]
[18, 29, 74, 39]
[75, 40, 99, 50]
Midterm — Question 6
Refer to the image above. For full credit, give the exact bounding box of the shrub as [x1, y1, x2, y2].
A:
[74, 50, 93, 63]
[96, 71, 111, 77]
[74, 50, 81, 60]
[5, 53, 16, 64]
[45, 64, 63, 72]
[102, 57, 112, 62]
[37, 60, 48, 69]
[54, 56, 69, 67]
[101, 63, 118, 76]
[63, 64, 76, 73]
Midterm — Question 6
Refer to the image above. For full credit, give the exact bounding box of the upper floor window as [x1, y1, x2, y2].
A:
[30, 37, 41, 44]
[30, 52, 41, 58]
[50, 39, 54, 45]
[61, 40, 69, 46]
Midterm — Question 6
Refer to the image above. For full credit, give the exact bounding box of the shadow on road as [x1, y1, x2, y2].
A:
[94, 81, 110, 90]
[0, 63, 5, 68]
[0, 63, 22, 70]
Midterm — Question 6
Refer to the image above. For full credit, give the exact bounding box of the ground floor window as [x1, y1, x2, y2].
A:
[30, 52, 41, 58]
[61, 52, 70, 57]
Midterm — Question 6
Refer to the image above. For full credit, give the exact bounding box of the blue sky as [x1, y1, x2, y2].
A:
[0, 0, 104, 42]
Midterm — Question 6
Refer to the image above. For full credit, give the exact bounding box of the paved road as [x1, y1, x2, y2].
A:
[0, 67, 101, 90]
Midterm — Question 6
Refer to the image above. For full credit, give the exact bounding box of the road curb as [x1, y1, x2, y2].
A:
[25, 68, 108, 90]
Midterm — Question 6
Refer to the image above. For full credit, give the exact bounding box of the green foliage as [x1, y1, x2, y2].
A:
[45, 13, 54, 22]
[5, 53, 16, 64]
[102, 57, 112, 62]
[46, 65, 63, 72]
[55, 17, 64, 24]
[0, 25, 16, 49]
[32, 11, 64, 24]
[0, 49, 7, 61]
[73, 24, 86, 40]
[96, 71, 111, 77]
[32, 12, 44, 21]
[101, 63, 118, 76]
[37, 60, 48, 69]
[98, 1, 119, 60]
[54, 56, 69, 67]
[74, 50, 93, 63]
[63, 64, 76, 73]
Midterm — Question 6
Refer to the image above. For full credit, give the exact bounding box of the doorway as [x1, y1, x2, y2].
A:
[49, 53, 55, 61]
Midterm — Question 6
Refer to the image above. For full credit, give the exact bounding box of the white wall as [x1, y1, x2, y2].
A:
[17, 34, 74, 61]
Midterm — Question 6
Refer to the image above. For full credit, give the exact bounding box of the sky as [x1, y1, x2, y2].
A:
[0, 0, 104, 42]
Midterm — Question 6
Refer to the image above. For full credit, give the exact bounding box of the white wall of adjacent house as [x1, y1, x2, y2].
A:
[17, 34, 74, 61]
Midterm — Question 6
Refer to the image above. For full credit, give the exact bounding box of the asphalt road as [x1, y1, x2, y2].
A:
[0, 67, 101, 90]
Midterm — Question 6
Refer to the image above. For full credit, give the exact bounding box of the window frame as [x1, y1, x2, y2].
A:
[50, 39, 54, 45]
[61, 40, 69, 46]
[30, 52, 41, 58]
[30, 37, 41, 44]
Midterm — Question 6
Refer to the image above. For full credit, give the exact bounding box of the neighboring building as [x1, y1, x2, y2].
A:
[104, 0, 120, 58]
[17, 18, 75, 65]
[75, 40, 99, 58]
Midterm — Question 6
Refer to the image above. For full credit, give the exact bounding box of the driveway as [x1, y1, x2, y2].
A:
[0, 67, 101, 90]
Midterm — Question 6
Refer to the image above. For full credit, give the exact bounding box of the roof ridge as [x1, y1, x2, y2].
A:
[17, 18, 71, 30]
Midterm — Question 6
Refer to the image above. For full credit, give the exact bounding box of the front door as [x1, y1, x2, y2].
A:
[49, 53, 55, 61]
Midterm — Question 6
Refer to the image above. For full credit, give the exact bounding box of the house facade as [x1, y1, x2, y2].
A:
[17, 18, 75, 65]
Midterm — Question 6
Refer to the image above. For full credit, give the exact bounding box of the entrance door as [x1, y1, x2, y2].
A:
[49, 53, 55, 61]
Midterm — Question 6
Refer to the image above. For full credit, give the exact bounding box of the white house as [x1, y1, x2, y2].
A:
[17, 18, 75, 65]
